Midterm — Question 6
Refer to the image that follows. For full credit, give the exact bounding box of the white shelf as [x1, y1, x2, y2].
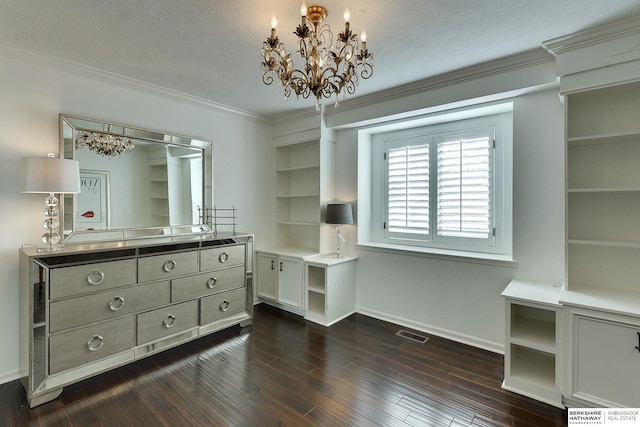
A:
[510, 317, 556, 354]
[276, 194, 320, 198]
[568, 239, 640, 249]
[510, 345, 556, 390]
[561, 286, 640, 318]
[567, 131, 640, 146]
[276, 165, 320, 173]
[501, 280, 562, 307]
[568, 187, 640, 192]
[276, 220, 320, 226]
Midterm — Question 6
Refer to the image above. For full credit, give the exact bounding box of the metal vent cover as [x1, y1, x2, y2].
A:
[396, 329, 429, 344]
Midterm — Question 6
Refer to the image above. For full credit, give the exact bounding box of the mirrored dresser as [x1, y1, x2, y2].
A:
[19, 229, 253, 407]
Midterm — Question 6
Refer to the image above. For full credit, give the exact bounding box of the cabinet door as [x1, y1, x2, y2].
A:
[256, 253, 277, 300]
[573, 313, 640, 407]
[278, 257, 303, 308]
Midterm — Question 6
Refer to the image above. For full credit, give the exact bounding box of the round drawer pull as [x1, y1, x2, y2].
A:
[163, 314, 176, 329]
[163, 259, 177, 272]
[206, 277, 217, 289]
[219, 300, 230, 312]
[87, 335, 104, 352]
[218, 252, 229, 263]
[87, 270, 105, 285]
[108, 296, 125, 311]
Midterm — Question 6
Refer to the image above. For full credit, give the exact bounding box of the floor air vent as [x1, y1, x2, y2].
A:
[396, 329, 429, 344]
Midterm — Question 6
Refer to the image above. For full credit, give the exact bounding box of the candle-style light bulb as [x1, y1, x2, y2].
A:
[300, 2, 307, 26]
[271, 15, 278, 29]
[344, 8, 350, 31]
[361, 30, 367, 42]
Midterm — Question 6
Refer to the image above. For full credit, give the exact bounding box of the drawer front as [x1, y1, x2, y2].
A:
[137, 300, 198, 344]
[138, 251, 198, 282]
[50, 259, 137, 300]
[200, 287, 246, 325]
[574, 314, 640, 407]
[171, 265, 245, 303]
[200, 245, 245, 271]
[49, 316, 135, 374]
[50, 281, 170, 332]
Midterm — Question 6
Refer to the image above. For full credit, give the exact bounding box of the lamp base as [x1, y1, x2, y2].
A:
[335, 224, 346, 259]
[39, 193, 62, 252]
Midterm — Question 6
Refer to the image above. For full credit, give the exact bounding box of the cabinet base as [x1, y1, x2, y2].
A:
[27, 387, 63, 408]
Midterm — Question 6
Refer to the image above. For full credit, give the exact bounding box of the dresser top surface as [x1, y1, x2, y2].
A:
[21, 231, 253, 259]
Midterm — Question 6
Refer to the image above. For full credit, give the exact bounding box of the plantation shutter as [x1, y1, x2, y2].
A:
[436, 134, 493, 240]
[386, 143, 430, 235]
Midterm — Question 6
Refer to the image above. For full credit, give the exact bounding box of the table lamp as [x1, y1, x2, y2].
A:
[21, 153, 80, 251]
[325, 203, 353, 258]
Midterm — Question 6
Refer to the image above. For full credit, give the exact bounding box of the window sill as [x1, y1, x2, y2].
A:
[355, 241, 519, 268]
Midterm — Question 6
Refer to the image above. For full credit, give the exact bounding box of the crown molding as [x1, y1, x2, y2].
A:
[327, 48, 554, 115]
[0, 41, 270, 123]
[543, 14, 640, 56]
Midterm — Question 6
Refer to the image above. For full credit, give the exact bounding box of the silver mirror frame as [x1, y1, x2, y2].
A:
[59, 114, 213, 242]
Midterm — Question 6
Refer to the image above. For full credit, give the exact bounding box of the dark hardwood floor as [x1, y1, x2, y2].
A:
[1, 304, 567, 426]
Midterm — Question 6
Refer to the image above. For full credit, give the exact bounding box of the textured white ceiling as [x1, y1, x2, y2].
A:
[2, 0, 640, 118]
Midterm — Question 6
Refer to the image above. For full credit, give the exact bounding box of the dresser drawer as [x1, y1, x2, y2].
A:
[49, 259, 137, 300]
[200, 244, 245, 271]
[50, 281, 170, 333]
[171, 265, 244, 303]
[137, 300, 198, 344]
[200, 287, 246, 325]
[49, 316, 135, 374]
[138, 251, 198, 282]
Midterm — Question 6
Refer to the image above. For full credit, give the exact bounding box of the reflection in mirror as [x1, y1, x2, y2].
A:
[60, 114, 213, 242]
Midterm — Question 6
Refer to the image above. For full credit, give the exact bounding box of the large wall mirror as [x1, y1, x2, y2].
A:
[60, 114, 213, 241]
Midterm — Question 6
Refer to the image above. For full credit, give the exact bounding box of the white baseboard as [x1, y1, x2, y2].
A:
[356, 306, 504, 354]
[0, 369, 20, 385]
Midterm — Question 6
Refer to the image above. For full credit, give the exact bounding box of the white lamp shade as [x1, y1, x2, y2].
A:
[325, 203, 354, 225]
[21, 156, 81, 194]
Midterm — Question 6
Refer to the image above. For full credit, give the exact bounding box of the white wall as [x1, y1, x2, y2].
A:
[0, 52, 273, 383]
[332, 87, 564, 352]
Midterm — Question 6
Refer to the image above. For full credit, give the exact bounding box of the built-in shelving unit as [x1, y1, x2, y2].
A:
[275, 140, 323, 251]
[560, 80, 640, 408]
[565, 82, 640, 306]
[502, 280, 563, 408]
[304, 255, 356, 326]
[149, 152, 170, 226]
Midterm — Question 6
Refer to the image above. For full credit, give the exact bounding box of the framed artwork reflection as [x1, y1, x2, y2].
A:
[77, 169, 110, 230]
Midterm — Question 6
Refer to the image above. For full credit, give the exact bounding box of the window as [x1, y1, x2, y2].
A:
[362, 108, 513, 258]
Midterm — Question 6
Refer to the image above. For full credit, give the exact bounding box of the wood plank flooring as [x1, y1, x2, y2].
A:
[1, 304, 568, 426]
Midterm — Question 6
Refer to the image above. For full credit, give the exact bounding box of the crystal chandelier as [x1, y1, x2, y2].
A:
[261, 2, 374, 109]
[76, 131, 135, 157]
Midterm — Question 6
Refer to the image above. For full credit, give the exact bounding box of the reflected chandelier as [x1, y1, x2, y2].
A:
[261, 3, 374, 109]
[76, 131, 135, 157]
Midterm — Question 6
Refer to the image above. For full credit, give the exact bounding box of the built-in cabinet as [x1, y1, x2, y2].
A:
[305, 255, 357, 327]
[502, 281, 563, 408]
[566, 307, 640, 407]
[257, 129, 339, 316]
[536, 18, 640, 408]
[19, 233, 253, 407]
[561, 81, 640, 408]
[256, 249, 312, 313]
